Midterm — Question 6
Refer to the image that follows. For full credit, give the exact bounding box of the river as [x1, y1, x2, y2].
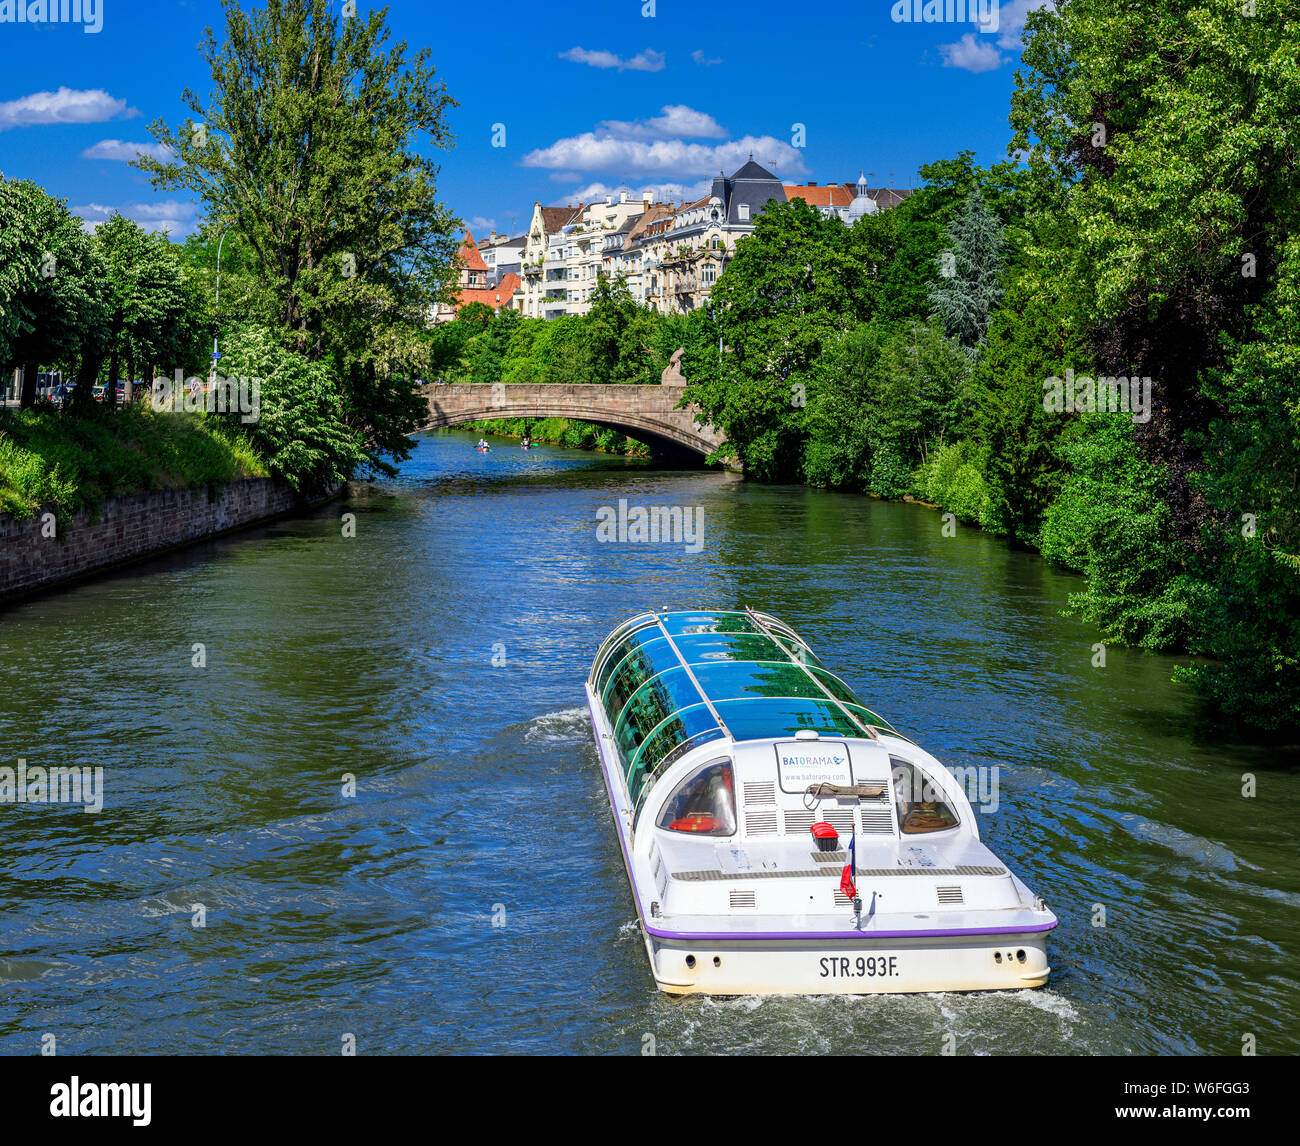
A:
[1, 428, 1296, 1055]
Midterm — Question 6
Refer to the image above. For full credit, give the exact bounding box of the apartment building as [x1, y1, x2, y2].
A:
[482, 165, 912, 321]
[432, 232, 520, 323]
[516, 201, 583, 318]
[478, 231, 526, 286]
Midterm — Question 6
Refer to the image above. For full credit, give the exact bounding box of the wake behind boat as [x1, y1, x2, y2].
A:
[586, 608, 1057, 995]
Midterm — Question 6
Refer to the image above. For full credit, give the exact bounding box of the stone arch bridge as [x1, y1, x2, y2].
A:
[421, 383, 726, 461]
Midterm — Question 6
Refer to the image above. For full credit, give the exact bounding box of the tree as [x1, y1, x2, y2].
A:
[929, 190, 1005, 351]
[85, 215, 197, 409]
[683, 198, 866, 478]
[218, 323, 366, 493]
[0, 177, 109, 408]
[138, 0, 461, 473]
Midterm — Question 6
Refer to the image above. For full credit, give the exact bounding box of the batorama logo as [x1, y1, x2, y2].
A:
[50, 1077, 151, 1126]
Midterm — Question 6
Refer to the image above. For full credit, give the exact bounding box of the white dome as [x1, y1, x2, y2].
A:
[848, 194, 878, 221]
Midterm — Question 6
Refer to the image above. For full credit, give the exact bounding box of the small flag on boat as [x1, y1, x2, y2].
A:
[840, 832, 857, 902]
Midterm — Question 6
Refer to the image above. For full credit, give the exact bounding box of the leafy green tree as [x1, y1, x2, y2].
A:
[970, 263, 1088, 540]
[1039, 414, 1193, 650]
[85, 215, 197, 409]
[0, 177, 109, 408]
[683, 198, 866, 478]
[138, 0, 461, 472]
[218, 324, 365, 492]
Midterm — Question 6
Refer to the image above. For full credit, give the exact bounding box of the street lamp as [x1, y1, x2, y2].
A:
[210, 228, 230, 385]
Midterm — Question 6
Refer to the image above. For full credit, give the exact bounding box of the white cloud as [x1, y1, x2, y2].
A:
[939, 0, 1050, 71]
[595, 105, 727, 141]
[0, 87, 138, 131]
[557, 47, 665, 72]
[523, 132, 808, 179]
[468, 215, 497, 233]
[936, 1, 1049, 73]
[73, 200, 199, 237]
[940, 33, 1003, 73]
[996, 0, 1051, 51]
[692, 50, 722, 66]
[81, 139, 176, 163]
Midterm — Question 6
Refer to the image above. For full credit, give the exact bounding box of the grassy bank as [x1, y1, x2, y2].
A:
[461, 416, 651, 457]
[0, 405, 267, 520]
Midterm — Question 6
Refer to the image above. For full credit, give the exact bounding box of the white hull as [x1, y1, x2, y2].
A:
[643, 934, 1050, 996]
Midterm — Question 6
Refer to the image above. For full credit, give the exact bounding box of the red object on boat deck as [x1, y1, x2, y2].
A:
[810, 821, 839, 851]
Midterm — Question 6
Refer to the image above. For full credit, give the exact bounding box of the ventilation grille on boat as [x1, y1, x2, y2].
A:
[860, 809, 895, 834]
[651, 849, 667, 897]
[729, 890, 757, 909]
[744, 809, 779, 836]
[937, 886, 964, 905]
[785, 809, 856, 836]
[744, 781, 776, 806]
[833, 889, 857, 907]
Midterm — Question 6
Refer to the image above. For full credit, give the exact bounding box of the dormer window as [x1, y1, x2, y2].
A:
[738, 204, 750, 221]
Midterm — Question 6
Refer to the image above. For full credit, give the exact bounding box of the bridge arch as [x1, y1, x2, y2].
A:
[421, 384, 725, 461]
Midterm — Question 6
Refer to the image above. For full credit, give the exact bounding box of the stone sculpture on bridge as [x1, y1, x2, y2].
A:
[661, 348, 687, 387]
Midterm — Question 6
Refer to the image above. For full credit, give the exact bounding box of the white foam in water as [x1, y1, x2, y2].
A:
[1017, 989, 1077, 1020]
[525, 707, 591, 743]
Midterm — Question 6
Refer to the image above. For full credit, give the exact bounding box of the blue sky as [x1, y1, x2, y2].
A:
[0, 0, 1044, 240]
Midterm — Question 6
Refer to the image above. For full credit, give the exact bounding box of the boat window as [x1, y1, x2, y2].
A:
[591, 615, 660, 691]
[679, 631, 826, 669]
[713, 697, 884, 742]
[612, 668, 706, 772]
[891, 758, 960, 834]
[656, 760, 736, 836]
[658, 611, 760, 638]
[691, 660, 864, 708]
[627, 703, 724, 803]
[601, 637, 684, 724]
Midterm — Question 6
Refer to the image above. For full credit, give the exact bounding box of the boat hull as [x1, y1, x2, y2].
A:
[643, 931, 1051, 996]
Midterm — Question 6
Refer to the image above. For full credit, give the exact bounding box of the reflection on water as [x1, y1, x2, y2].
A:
[0, 429, 1296, 1055]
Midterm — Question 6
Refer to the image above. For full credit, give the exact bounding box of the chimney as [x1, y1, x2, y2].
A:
[642, 191, 653, 203]
[807, 181, 815, 186]
[605, 195, 612, 206]
[620, 191, 628, 204]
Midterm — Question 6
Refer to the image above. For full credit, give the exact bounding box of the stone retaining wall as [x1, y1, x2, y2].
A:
[0, 478, 334, 603]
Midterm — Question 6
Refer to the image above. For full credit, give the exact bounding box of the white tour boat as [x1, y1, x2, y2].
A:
[586, 609, 1057, 995]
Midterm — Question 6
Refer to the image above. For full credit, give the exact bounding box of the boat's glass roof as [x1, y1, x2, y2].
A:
[590, 610, 895, 808]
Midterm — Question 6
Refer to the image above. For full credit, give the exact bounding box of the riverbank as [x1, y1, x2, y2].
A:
[0, 475, 343, 605]
[0, 404, 266, 520]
